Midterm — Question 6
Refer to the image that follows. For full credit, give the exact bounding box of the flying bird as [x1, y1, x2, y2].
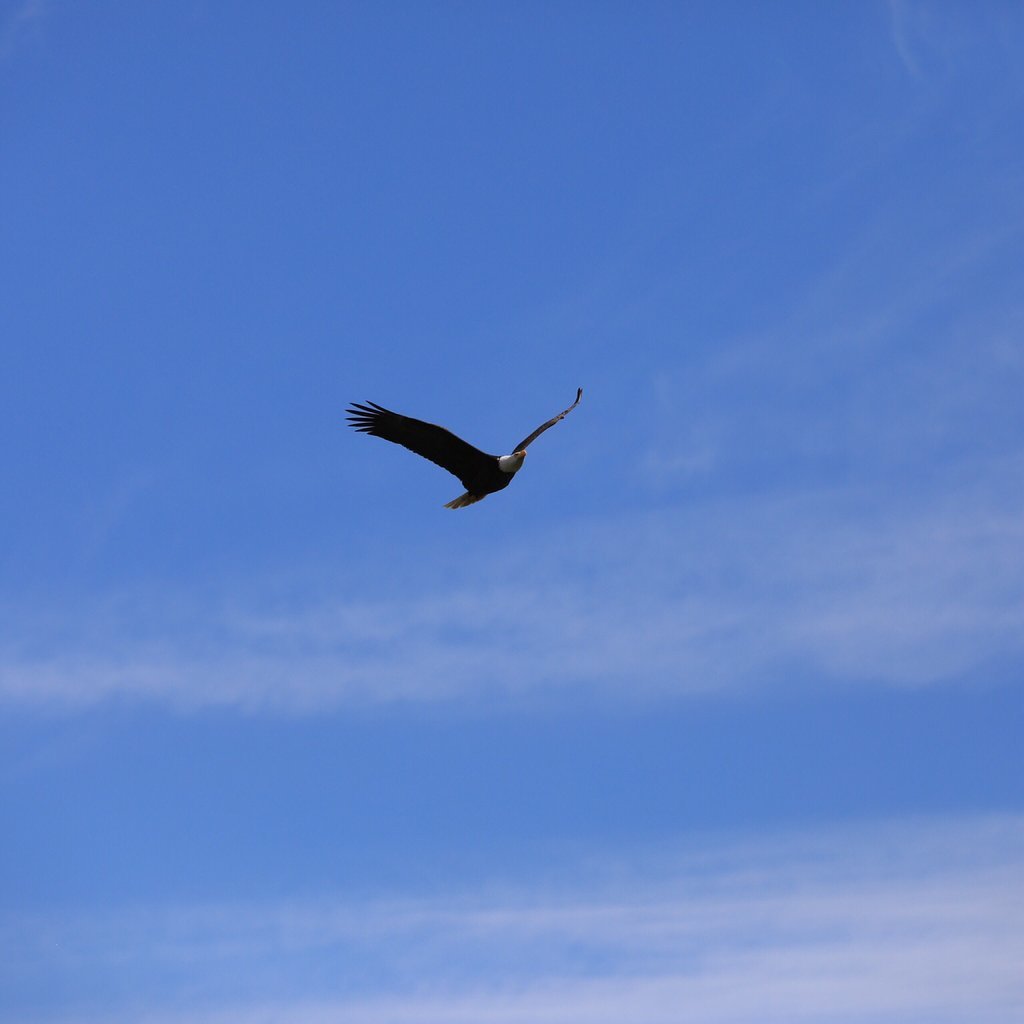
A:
[346, 388, 583, 508]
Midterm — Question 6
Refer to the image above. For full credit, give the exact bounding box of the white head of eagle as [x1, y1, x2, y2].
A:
[497, 451, 527, 474]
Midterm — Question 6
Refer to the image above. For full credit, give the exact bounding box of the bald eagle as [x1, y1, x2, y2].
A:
[346, 388, 582, 508]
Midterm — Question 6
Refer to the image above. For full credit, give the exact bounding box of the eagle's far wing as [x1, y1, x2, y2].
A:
[511, 388, 583, 452]
[346, 402, 493, 488]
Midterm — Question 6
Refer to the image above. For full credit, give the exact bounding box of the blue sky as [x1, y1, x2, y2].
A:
[2, 1, 1023, 1021]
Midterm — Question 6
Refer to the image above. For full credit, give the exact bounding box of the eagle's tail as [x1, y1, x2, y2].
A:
[443, 492, 485, 509]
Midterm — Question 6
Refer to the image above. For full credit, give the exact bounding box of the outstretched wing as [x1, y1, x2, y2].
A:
[512, 387, 583, 452]
[346, 401, 494, 488]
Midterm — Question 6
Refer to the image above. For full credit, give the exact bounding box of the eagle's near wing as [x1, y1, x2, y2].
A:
[346, 402, 495, 489]
[512, 387, 583, 452]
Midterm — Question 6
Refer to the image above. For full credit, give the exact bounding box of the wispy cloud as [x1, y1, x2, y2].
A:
[2, 458, 1022, 712]
[887, 0, 927, 80]
[885, 1, 1024, 83]
[6, 814, 1022, 1023]
[0, 0, 44, 63]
